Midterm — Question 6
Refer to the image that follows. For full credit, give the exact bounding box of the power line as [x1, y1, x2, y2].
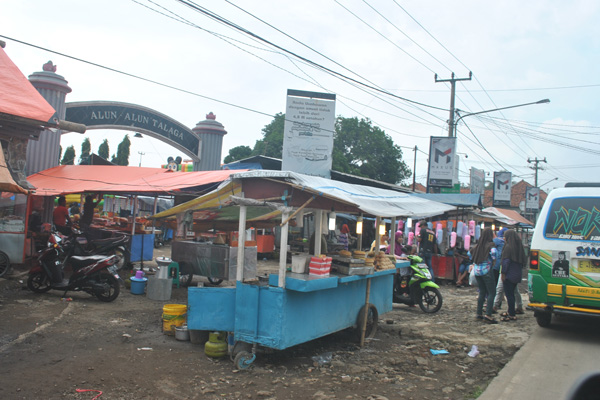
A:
[174, 0, 448, 112]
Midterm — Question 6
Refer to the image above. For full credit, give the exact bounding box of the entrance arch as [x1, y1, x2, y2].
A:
[65, 101, 200, 161]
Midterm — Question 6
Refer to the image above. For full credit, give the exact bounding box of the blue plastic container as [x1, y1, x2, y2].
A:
[130, 277, 148, 295]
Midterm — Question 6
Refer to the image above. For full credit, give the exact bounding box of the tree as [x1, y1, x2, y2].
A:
[61, 145, 76, 165]
[224, 145, 252, 164]
[248, 113, 411, 184]
[112, 135, 131, 166]
[252, 112, 285, 158]
[98, 139, 109, 160]
[332, 117, 410, 184]
[80, 137, 91, 164]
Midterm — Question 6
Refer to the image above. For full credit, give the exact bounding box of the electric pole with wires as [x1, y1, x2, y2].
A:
[435, 72, 472, 137]
[527, 157, 547, 187]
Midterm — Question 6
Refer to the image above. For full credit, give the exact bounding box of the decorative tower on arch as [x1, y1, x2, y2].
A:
[192, 112, 227, 171]
[26, 61, 72, 175]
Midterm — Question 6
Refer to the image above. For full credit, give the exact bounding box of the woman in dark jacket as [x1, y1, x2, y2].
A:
[500, 229, 526, 321]
[471, 227, 498, 323]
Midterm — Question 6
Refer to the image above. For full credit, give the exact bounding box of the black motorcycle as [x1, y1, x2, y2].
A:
[27, 231, 121, 302]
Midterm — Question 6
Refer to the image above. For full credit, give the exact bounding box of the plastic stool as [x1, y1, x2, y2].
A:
[168, 261, 180, 288]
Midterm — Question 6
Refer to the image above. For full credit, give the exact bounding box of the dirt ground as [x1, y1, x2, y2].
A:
[0, 246, 537, 400]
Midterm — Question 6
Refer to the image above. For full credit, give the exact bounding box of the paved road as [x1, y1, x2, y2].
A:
[480, 314, 600, 400]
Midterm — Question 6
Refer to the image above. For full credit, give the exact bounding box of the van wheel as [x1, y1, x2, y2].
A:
[535, 312, 552, 328]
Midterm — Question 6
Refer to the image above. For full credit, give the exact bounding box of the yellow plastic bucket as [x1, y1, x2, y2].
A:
[162, 304, 187, 335]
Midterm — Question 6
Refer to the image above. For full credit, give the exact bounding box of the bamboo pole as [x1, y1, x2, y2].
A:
[360, 278, 372, 347]
[280, 195, 315, 227]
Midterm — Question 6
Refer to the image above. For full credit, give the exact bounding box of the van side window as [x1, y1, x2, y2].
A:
[544, 197, 600, 241]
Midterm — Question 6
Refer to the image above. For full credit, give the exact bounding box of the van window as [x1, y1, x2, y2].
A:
[543, 197, 600, 241]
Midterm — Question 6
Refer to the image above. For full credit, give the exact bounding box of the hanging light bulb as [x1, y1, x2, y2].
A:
[492, 223, 496, 231]
[356, 215, 363, 235]
[406, 218, 413, 228]
[379, 222, 386, 236]
[480, 222, 485, 230]
[328, 211, 336, 231]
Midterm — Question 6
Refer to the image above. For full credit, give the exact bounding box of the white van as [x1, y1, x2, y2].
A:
[528, 183, 600, 327]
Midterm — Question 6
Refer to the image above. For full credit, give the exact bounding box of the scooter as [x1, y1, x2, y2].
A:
[59, 227, 130, 271]
[27, 231, 121, 302]
[393, 255, 443, 313]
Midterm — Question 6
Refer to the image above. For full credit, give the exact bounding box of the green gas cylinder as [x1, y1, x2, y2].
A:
[204, 331, 227, 358]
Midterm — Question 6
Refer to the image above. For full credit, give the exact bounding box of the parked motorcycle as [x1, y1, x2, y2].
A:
[27, 231, 121, 302]
[60, 228, 129, 271]
[393, 255, 443, 313]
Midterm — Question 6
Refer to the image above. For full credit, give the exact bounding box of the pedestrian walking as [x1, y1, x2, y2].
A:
[499, 229, 527, 322]
[471, 227, 498, 324]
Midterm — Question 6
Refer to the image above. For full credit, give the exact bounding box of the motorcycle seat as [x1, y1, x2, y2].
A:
[70, 255, 110, 269]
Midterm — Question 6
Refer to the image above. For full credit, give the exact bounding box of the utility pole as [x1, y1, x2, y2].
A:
[412, 145, 417, 192]
[138, 151, 145, 167]
[435, 72, 472, 137]
[527, 157, 547, 187]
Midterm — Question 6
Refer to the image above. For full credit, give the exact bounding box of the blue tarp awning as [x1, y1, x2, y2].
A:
[410, 193, 482, 208]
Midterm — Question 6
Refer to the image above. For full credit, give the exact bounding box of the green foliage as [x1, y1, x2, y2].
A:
[61, 145, 76, 165]
[333, 117, 410, 184]
[465, 385, 484, 399]
[98, 139, 109, 160]
[80, 137, 91, 164]
[113, 135, 131, 166]
[246, 113, 411, 184]
[252, 112, 285, 158]
[224, 145, 252, 164]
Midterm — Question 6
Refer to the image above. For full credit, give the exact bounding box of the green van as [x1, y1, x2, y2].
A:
[528, 183, 600, 327]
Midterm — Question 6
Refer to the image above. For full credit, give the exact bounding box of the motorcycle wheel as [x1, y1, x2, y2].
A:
[418, 287, 443, 313]
[356, 303, 378, 341]
[111, 248, 126, 270]
[27, 271, 52, 293]
[0, 250, 10, 277]
[178, 262, 194, 288]
[94, 273, 120, 302]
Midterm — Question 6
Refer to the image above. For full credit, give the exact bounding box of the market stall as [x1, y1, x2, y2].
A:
[152, 170, 454, 367]
[26, 165, 240, 267]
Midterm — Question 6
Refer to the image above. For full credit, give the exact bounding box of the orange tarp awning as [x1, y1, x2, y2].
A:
[0, 47, 58, 125]
[27, 165, 243, 196]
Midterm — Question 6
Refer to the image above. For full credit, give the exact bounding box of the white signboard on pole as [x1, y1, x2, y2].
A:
[493, 171, 512, 206]
[526, 186, 540, 210]
[470, 167, 485, 194]
[282, 89, 336, 178]
[427, 136, 457, 188]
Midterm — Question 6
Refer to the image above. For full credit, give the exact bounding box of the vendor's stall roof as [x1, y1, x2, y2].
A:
[410, 193, 482, 208]
[480, 207, 533, 227]
[27, 165, 242, 196]
[152, 170, 455, 220]
[0, 47, 58, 127]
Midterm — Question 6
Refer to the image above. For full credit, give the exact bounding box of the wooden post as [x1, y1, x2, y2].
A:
[278, 211, 290, 288]
[314, 210, 323, 256]
[360, 278, 372, 347]
[236, 199, 247, 283]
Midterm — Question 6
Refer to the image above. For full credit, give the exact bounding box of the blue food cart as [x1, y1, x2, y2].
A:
[152, 171, 453, 368]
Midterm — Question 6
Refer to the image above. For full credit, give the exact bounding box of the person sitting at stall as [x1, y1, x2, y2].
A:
[338, 224, 351, 250]
[369, 235, 389, 253]
[386, 231, 405, 257]
[309, 231, 328, 255]
[80, 194, 101, 231]
[53, 196, 71, 236]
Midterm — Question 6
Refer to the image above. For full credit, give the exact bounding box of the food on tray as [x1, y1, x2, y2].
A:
[339, 250, 352, 257]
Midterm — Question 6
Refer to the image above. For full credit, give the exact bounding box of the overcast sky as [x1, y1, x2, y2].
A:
[3, 0, 599, 191]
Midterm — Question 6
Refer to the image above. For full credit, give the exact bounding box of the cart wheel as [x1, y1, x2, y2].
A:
[207, 277, 223, 286]
[356, 303, 378, 341]
[0, 251, 10, 277]
[234, 351, 256, 370]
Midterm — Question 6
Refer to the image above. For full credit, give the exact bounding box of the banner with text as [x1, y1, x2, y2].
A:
[282, 90, 336, 178]
[427, 136, 457, 188]
[470, 167, 485, 194]
[526, 186, 540, 210]
[493, 171, 512, 206]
